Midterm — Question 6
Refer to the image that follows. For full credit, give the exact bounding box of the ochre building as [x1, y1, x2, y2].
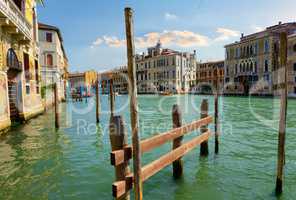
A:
[0, 0, 43, 133]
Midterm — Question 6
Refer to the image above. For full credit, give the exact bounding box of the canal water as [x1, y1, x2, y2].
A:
[0, 95, 296, 200]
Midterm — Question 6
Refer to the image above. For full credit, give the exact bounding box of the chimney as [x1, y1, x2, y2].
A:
[241, 33, 244, 38]
[279, 21, 282, 25]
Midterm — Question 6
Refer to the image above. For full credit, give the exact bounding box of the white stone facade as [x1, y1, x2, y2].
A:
[135, 42, 197, 94]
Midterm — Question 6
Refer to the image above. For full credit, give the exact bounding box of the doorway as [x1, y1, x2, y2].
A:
[7, 48, 22, 121]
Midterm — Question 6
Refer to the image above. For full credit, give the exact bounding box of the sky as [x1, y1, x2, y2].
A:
[37, 0, 296, 73]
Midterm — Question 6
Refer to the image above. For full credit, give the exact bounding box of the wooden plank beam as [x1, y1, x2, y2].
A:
[141, 116, 212, 153]
[111, 147, 132, 166]
[112, 130, 211, 198]
[110, 116, 213, 166]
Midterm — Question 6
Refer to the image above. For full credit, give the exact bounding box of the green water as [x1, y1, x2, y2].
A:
[0, 95, 296, 200]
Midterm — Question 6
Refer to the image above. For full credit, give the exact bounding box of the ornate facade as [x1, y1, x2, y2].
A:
[100, 66, 128, 94]
[196, 60, 224, 94]
[224, 22, 296, 96]
[135, 41, 197, 94]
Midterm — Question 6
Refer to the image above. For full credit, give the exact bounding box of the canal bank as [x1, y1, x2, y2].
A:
[0, 95, 296, 200]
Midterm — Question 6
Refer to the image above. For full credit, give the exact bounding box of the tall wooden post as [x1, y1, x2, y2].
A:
[109, 78, 115, 117]
[54, 83, 60, 129]
[275, 32, 288, 195]
[215, 74, 219, 154]
[109, 116, 130, 200]
[200, 99, 209, 156]
[172, 104, 183, 178]
[96, 76, 100, 123]
[125, 7, 143, 200]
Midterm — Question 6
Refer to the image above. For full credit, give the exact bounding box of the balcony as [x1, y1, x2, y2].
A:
[0, 0, 33, 41]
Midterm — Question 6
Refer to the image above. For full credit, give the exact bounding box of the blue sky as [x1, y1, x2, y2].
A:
[38, 0, 296, 72]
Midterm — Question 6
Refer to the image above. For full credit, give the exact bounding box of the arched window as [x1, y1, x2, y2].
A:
[7, 48, 21, 71]
[46, 54, 53, 66]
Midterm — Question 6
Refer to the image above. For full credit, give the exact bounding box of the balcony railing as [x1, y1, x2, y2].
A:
[0, 0, 33, 40]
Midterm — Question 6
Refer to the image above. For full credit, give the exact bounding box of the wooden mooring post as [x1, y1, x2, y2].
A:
[54, 83, 60, 129]
[200, 99, 209, 156]
[110, 102, 214, 198]
[125, 7, 143, 200]
[96, 77, 100, 123]
[109, 116, 130, 200]
[172, 104, 183, 178]
[109, 78, 115, 118]
[215, 77, 219, 154]
[275, 32, 288, 195]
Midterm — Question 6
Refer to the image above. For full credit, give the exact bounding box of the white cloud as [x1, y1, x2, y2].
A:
[93, 38, 103, 46]
[164, 12, 178, 20]
[91, 28, 240, 49]
[102, 36, 126, 47]
[214, 28, 240, 42]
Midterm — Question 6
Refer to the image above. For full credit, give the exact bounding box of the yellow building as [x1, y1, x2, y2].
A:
[69, 70, 98, 89]
[0, 0, 43, 133]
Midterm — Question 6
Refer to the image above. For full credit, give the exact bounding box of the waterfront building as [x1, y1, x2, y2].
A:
[0, 0, 43, 133]
[196, 60, 224, 94]
[287, 33, 296, 97]
[69, 70, 97, 91]
[100, 66, 128, 94]
[135, 41, 197, 94]
[38, 23, 68, 105]
[224, 22, 296, 96]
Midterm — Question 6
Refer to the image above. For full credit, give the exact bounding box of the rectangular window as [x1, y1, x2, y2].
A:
[24, 53, 30, 94]
[46, 32, 52, 42]
[294, 87, 296, 94]
[295, 76, 296, 83]
[294, 63, 296, 71]
[264, 40, 269, 53]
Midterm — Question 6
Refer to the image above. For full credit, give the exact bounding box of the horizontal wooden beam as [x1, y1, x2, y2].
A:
[111, 116, 213, 166]
[110, 147, 132, 166]
[112, 175, 133, 198]
[141, 116, 212, 153]
[112, 130, 211, 198]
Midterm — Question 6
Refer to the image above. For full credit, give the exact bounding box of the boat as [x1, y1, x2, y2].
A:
[159, 91, 173, 96]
